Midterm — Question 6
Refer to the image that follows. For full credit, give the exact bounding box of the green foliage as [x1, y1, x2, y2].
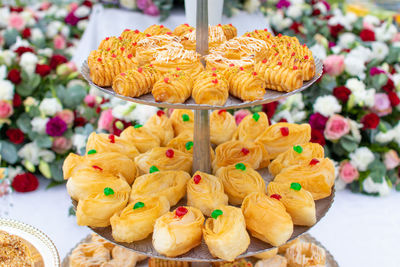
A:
[0, 141, 18, 164]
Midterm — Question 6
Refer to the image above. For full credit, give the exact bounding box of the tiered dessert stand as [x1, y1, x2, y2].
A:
[79, 0, 331, 262]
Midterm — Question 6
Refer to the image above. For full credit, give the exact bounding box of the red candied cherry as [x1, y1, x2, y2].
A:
[157, 110, 165, 117]
[218, 109, 226, 115]
[193, 175, 201, 184]
[175, 206, 188, 217]
[280, 127, 289, 136]
[241, 148, 250, 155]
[108, 134, 115, 143]
[309, 158, 320, 165]
[165, 149, 174, 158]
[270, 194, 282, 200]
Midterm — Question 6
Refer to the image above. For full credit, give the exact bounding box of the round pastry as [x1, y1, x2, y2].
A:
[210, 110, 237, 145]
[187, 171, 228, 216]
[136, 36, 182, 65]
[143, 24, 172, 36]
[255, 123, 311, 159]
[215, 163, 266, 205]
[277, 238, 300, 254]
[110, 196, 170, 242]
[241, 192, 293, 247]
[211, 36, 267, 62]
[268, 142, 324, 176]
[120, 125, 161, 153]
[144, 110, 174, 146]
[203, 206, 250, 261]
[254, 255, 287, 267]
[267, 182, 316, 226]
[130, 170, 190, 206]
[180, 25, 227, 51]
[70, 241, 111, 267]
[153, 206, 205, 257]
[192, 70, 229, 106]
[152, 70, 193, 103]
[97, 36, 136, 56]
[218, 23, 237, 40]
[169, 109, 194, 136]
[205, 53, 255, 72]
[285, 242, 326, 267]
[232, 112, 269, 142]
[63, 152, 139, 185]
[173, 23, 194, 37]
[243, 29, 274, 46]
[135, 147, 193, 174]
[253, 248, 278, 260]
[106, 246, 148, 266]
[86, 132, 140, 160]
[119, 29, 146, 44]
[273, 158, 335, 200]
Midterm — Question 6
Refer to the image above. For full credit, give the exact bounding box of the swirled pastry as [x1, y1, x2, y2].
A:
[181, 25, 227, 50]
[278, 238, 300, 254]
[255, 123, 311, 159]
[232, 112, 269, 142]
[212, 36, 268, 62]
[130, 170, 190, 206]
[269, 143, 324, 176]
[112, 65, 161, 98]
[254, 62, 303, 92]
[274, 158, 335, 200]
[187, 171, 228, 216]
[254, 255, 287, 267]
[153, 206, 205, 257]
[212, 141, 264, 173]
[86, 133, 139, 160]
[243, 29, 274, 46]
[241, 192, 293, 247]
[216, 163, 266, 205]
[63, 152, 138, 185]
[152, 71, 193, 103]
[143, 24, 172, 36]
[170, 109, 194, 136]
[136, 36, 182, 65]
[223, 67, 266, 101]
[218, 24, 237, 40]
[205, 53, 255, 72]
[203, 206, 250, 261]
[106, 246, 147, 267]
[119, 29, 146, 44]
[210, 110, 237, 145]
[267, 182, 316, 226]
[173, 24, 194, 37]
[144, 110, 174, 146]
[135, 147, 193, 174]
[120, 125, 161, 153]
[70, 241, 110, 267]
[192, 71, 229, 106]
[110, 196, 170, 242]
[285, 242, 326, 267]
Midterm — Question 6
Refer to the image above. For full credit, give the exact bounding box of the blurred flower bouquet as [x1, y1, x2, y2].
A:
[261, 0, 400, 196]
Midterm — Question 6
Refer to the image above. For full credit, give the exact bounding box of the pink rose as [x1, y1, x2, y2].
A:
[69, 2, 79, 12]
[384, 150, 400, 170]
[0, 35, 4, 47]
[53, 35, 66, 50]
[234, 109, 252, 125]
[40, 2, 52, 10]
[324, 114, 350, 141]
[323, 55, 345, 76]
[392, 33, 400, 43]
[9, 13, 25, 31]
[66, 61, 77, 72]
[362, 21, 374, 31]
[0, 101, 13, 119]
[98, 109, 114, 132]
[339, 161, 359, 183]
[0, 181, 10, 197]
[52, 136, 72, 154]
[56, 109, 75, 126]
[84, 94, 96, 107]
[372, 93, 392, 117]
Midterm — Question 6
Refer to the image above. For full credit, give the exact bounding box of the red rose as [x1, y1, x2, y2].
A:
[312, 9, 321, 16]
[12, 173, 39, 193]
[290, 22, 302, 34]
[388, 91, 400, 107]
[7, 69, 21, 84]
[329, 24, 344, 38]
[310, 129, 326, 146]
[10, 6, 24, 12]
[278, 118, 288, 123]
[14, 46, 35, 56]
[49, 54, 68, 69]
[6, 128, 24, 144]
[21, 28, 31, 38]
[361, 113, 380, 129]
[82, 0, 93, 8]
[74, 117, 87, 127]
[35, 64, 51, 77]
[13, 93, 21, 107]
[262, 101, 279, 119]
[112, 119, 131, 136]
[360, 29, 375, 42]
[333, 86, 351, 102]
[382, 79, 395, 92]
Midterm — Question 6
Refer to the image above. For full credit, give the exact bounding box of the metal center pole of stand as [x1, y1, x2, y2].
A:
[193, 0, 211, 174]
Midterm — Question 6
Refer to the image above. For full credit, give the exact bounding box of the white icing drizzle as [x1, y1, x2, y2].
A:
[137, 34, 181, 49]
[205, 52, 254, 65]
[154, 46, 199, 62]
[214, 36, 267, 54]
[184, 25, 226, 43]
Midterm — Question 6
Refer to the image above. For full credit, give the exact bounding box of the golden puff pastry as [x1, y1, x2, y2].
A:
[232, 112, 269, 142]
[256, 123, 311, 159]
[63, 152, 138, 185]
[187, 171, 228, 216]
[243, 29, 274, 46]
[152, 71, 193, 103]
[143, 24, 172, 36]
[180, 25, 227, 51]
[130, 170, 190, 206]
[205, 53, 255, 73]
[223, 67, 266, 101]
[86, 132, 139, 160]
[267, 182, 316, 226]
[173, 24, 194, 37]
[210, 110, 237, 145]
[144, 110, 174, 146]
[218, 24, 237, 40]
[120, 125, 161, 153]
[136, 36, 182, 66]
[212, 140, 264, 173]
[166, 131, 215, 160]
[76, 184, 131, 227]
[135, 147, 193, 175]
[148, 258, 190, 267]
[105, 246, 148, 267]
[285, 242, 326, 267]
[274, 158, 335, 200]
[153, 206, 205, 257]
[269, 142, 324, 176]
[241, 192, 293, 247]
[119, 29, 146, 44]
[254, 62, 303, 92]
[254, 255, 287, 267]
[253, 248, 278, 260]
[203, 206, 250, 261]
[278, 238, 300, 254]
[112, 65, 161, 98]
[169, 109, 194, 136]
[192, 71, 229, 106]
[70, 240, 111, 267]
[110, 196, 170, 242]
[216, 163, 266, 205]
[97, 36, 132, 54]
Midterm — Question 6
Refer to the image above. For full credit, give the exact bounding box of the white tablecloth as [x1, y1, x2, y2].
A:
[6, 177, 400, 267]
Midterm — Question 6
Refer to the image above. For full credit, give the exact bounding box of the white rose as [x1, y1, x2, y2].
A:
[39, 98, 62, 116]
[292, 110, 306, 122]
[38, 149, 56, 163]
[375, 130, 395, 143]
[77, 20, 88, 31]
[392, 73, 400, 87]
[283, 93, 304, 110]
[0, 80, 14, 101]
[371, 42, 389, 61]
[72, 134, 87, 154]
[349, 46, 372, 63]
[61, 25, 70, 37]
[19, 52, 38, 76]
[338, 33, 357, 48]
[286, 4, 302, 18]
[30, 28, 44, 42]
[54, 9, 68, 19]
[31, 117, 49, 134]
[346, 78, 366, 92]
[18, 142, 41, 165]
[131, 104, 158, 125]
[363, 15, 380, 27]
[350, 147, 374, 171]
[244, 0, 260, 13]
[364, 89, 376, 108]
[270, 12, 292, 32]
[0, 65, 6, 79]
[74, 6, 90, 18]
[274, 110, 294, 123]
[10, 36, 31, 51]
[345, 55, 366, 79]
[313, 95, 342, 117]
[343, 12, 357, 29]
[314, 2, 327, 14]
[38, 48, 53, 57]
[349, 119, 362, 142]
[0, 50, 16, 66]
[310, 43, 327, 60]
[394, 124, 400, 146]
[67, 79, 87, 88]
[112, 104, 134, 122]
[46, 21, 62, 38]
[0, 7, 10, 28]
[20, 11, 35, 27]
[374, 22, 397, 42]
[363, 176, 390, 196]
